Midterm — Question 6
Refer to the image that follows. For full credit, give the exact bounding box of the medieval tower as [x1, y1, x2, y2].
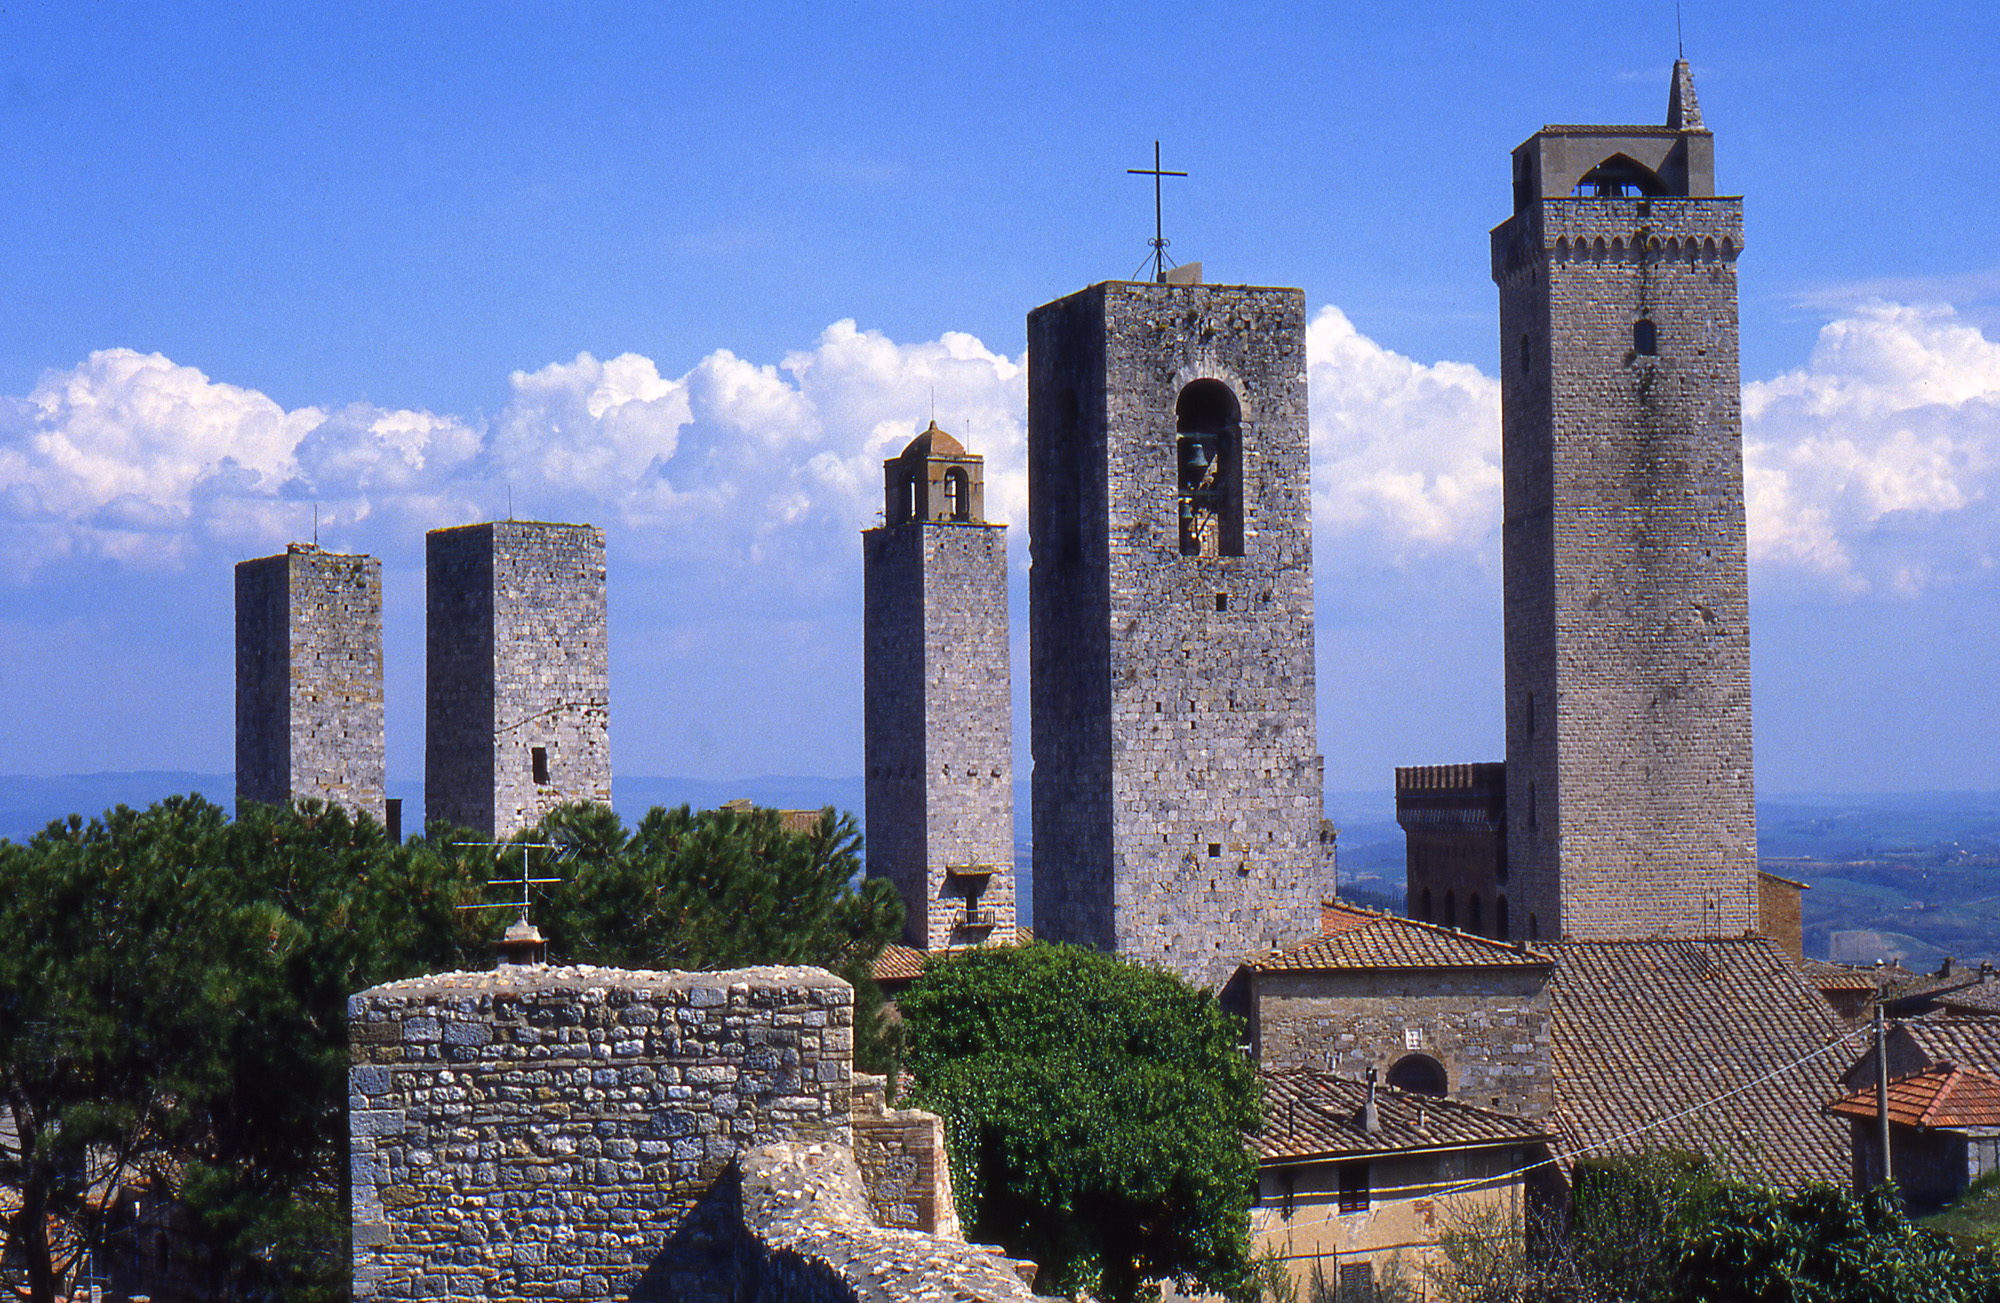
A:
[862, 423, 1016, 950]
[1028, 275, 1324, 989]
[1492, 61, 1756, 941]
[235, 543, 385, 821]
[425, 521, 611, 839]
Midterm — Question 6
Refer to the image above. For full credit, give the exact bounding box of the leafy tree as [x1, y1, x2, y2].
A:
[900, 944, 1259, 1303]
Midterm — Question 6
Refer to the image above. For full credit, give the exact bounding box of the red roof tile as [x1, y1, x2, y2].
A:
[1827, 1065, 2000, 1130]
[1250, 903, 1552, 972]
[1252, 1068, 1553, 1163]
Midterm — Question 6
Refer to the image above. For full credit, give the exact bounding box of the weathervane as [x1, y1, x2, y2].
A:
[1127, 141, 1188, 283]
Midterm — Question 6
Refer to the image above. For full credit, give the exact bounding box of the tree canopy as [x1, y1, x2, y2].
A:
[900, 943, 1259, 1303]
[0, 793, 896, 1303]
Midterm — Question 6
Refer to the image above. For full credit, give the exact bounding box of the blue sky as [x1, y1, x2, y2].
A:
[2, 1, 1996, 795]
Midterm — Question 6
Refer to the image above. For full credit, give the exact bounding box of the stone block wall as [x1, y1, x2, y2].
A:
[1029, 281, 1324, 990]
[862, 518, 1015, 951]
[849, 1075, 960, 1238]
[348, 965, 852, 1302]
[234, 544, 384, 821]
[1252, 968, 1555, 1120]
[426, 521, 610, 838]
[1494, 188, 1756, 942]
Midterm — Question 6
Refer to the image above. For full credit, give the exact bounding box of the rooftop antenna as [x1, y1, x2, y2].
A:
[456, 839, 567, 965]
[313, 503, 319, 546]
[507, 485, 514, 521]
[1127, 141, 1188, 284]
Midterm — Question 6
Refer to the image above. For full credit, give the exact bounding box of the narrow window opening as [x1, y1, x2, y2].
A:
[1529, 913, 1540, 941]
[1444, 891, 1456, 928]
[1207, 843, 1221, 858]
[1419, 888, 1433, 921]
[904, 473, 920, 523]
[1634, 319, 1658, 356]
[531, 746, 549, 785]
[1469, 893, 1483, 935]
[1337, 1162, 1370, 1214]
[944, 466, 972, 521]
[1214, 593, 1227, 612]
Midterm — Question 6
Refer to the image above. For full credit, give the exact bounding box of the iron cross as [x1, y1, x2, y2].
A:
[1128, 142, 1188, 283]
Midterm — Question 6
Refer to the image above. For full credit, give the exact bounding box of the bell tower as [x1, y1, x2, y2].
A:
[1493, 60, 1756, 941]
[1028, 276, 1324, 989]
[862, 423, 1016, 951]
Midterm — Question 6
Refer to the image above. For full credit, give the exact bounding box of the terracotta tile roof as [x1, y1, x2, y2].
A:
[870, 929, 1036, 986]
[1827, 1065, 2000, 1130]
[1798, 958, 1884, 992]
[871, 943, 928, 984]
[1899, 1019, 2000, 1076]
[1935, 985, 2000, 1016]
[1249, 903, 1554, 973]
[1546, 937, 1855, 1186]
[1251, 1068, 1553, 1164]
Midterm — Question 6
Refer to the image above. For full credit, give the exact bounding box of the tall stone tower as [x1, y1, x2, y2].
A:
[862, 423, 1015, 950]
[1492, 61, 1756, 942]
[1029, 276, 1323, 989]
[426, 521, 610, 839]
[235, 543, 385, 821]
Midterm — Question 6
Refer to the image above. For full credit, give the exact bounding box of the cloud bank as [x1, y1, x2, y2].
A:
[2, 300, 1995, 602]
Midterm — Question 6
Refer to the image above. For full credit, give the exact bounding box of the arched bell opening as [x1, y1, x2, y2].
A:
[1388, 1053, 1448, 1097]
[1174, 379, 1244, 558]
[1572, 153, 1669, 199]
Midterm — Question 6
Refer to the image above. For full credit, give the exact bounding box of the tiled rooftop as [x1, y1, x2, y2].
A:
[1249, 902, 1553, 973]
[1546, 937, 1856, 1186]
[871, 931, 1036, 986]
[1798, 958, 1885, 992]
[1827, 1065, 2000, 1130]
[1251, 1067, 1553, 1164]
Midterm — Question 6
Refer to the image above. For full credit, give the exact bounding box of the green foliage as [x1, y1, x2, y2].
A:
[1426, 1150, 2000, 1303]
[901, 943, 1259, 1303]
[0, 794, 895, 1303]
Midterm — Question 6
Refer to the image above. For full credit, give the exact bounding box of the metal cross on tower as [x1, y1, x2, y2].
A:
[1128, 141, 1188, 283]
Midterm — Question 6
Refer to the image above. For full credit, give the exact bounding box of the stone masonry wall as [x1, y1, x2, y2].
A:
[426, 522, 610, 838]
[863, 518, 1014, 951]
[235, 544, 384, 821]
[1030, 281, 1324, 990]
[1494, 192, 1755, 942]
[1253, 968, 1555, 1120]
[1398, 763, 1507, 936]
[349, 965, 852, 1302]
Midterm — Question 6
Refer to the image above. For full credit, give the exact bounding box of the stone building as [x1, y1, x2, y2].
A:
[1028, 274, 1324, 990]
[426, 521, 610, 839]
[862, 423, 1016, 951]
[234, 542, 384, 821]
[349, 962, 1055, 1303]
[1397, 763, 1507, 936]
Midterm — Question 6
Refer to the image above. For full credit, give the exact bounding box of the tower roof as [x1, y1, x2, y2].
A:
[897, 420, 968, 461]
[1667, 58, 1704, 131]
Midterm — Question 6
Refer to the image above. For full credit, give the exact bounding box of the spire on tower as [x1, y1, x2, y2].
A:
[1667, 58, 1705, 131]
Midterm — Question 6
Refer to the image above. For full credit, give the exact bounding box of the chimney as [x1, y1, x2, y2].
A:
[1359, 1066, 1381, 1135]
[497, 911, 547, 967]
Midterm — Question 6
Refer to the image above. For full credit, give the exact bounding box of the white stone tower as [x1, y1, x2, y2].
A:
[1493, 61, 1756, 942]
[235, 543, 385, 821]
[425, 521, 610, 839]
[862, 423, 1016, 950]
[1028, 276, 1324, 990]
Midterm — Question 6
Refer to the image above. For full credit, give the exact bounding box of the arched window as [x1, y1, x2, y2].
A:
[1468, 893, 1483, 936]
[944, 467, 971, 520]
[1497, 895, 1509, 939]
[1634, 319, 1658, 356]
[1573, 153, 1666, 199]
[904, 473, 920, 525]
[1443, 891, 1456, 928]
[1174, 380, 1243, 558]
[1388, 1053, 1448, 1097]
[1419, 888, 1433, 921]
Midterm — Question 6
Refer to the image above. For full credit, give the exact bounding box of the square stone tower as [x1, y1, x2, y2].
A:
[862, 422, 1015, 951]
[426, 521, 610, 838]
[236, 543, 385, 820]
[1028, 277, 1323, 990]
[1492, 61, 1756, 942]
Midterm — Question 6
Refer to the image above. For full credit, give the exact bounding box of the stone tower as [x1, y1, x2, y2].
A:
[862, 423, 1015, 950]
[235, 543, 385, 821]
[1492, 60, 1755, 942]
[1028, 276, 1323, 990]
[426, 521, 610, 839]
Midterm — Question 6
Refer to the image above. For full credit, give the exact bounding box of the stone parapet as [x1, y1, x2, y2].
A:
[348, 964, 852, 1302]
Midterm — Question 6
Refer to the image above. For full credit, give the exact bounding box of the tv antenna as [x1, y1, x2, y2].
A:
[1127, 141, 1188, 283]
[455, 839, 569, 963]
